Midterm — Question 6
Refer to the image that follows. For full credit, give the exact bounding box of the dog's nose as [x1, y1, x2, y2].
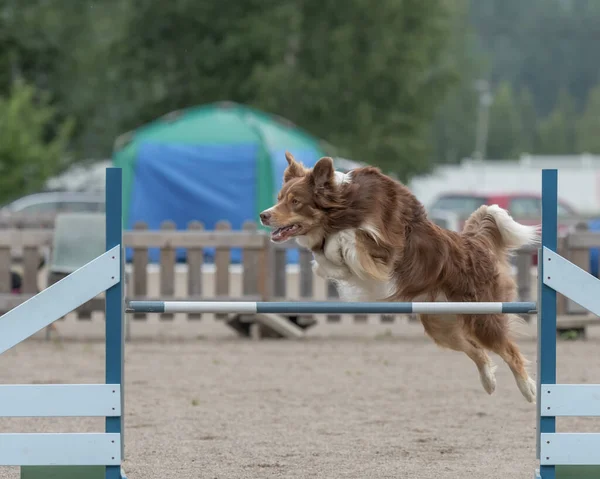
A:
[260, 211, 271, 224]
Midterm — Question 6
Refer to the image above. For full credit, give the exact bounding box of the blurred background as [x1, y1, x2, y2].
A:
[2, 0, 600, 221]
[1, 6, 599, 477]
[1, 0, 600, 337]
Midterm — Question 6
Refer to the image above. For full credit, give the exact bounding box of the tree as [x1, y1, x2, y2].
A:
[576, 83, 600, 153]
[430, 0, 485, 164]
[537, 88, 577, 154]
[249, 0, 459, 179]
[518, 87, 538, 153]
[485, 81, 522, 159]
[0, 80, 74, 204]
[101, 0, 459, 180]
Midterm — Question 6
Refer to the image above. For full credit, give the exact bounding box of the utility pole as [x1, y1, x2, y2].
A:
[473, 79, 493, 161]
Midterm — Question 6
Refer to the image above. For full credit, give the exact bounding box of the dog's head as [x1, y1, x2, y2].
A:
[259, 152, 344, 244]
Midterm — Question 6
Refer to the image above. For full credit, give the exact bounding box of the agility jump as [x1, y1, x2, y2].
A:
[0, 168, 599, 478]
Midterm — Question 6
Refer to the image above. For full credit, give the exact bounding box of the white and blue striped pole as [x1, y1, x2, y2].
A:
[127, 301, 537, 315]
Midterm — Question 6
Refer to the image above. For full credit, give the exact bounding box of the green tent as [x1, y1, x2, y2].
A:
[111, 101, 332, 262]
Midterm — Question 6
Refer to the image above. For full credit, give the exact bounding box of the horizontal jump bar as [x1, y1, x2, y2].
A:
[126, 301, 537, 315]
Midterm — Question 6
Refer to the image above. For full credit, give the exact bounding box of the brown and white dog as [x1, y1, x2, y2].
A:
[260, 152, 540, 403]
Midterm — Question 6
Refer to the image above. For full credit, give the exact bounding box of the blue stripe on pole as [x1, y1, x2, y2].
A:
[539, 169, 557, 479]
[105, 168, 124, 479]
[502, 302, 537, 314]
[126, 301, 165, 313]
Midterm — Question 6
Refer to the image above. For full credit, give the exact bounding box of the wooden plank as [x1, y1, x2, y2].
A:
[557, 314, 599, 329]
[123, 230, 264, 248]
[126, 294, 263, 303]
[0, 293, 36, 313]
[242, 222, 260, 297]
[159, 221, 176, 320]
[557, 236, 568, 316]
[515, 248, 533, 323]
[566, 223, 591, 314]
[0, 229, 53, 248]
[565, 231, 600, 249]
[22, 246, 40, 295]
[132, 222, 148, 321]
[273, 246, 287, 299]
[186, 221, 204, 320]
[326, 281, 341, 323]
[258, 235, 272, 300]
[0, 213, 56, 229]
[0, 245, 11, 293]
[214, 221, 231, 320]
[515, 249, 532, 301]
[241, 223, 264, 338]
[299, 249, 313, 299]
[298, 248, 316, 326]
[0, 384, 121, 417]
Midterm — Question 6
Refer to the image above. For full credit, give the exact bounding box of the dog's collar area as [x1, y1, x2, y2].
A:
[311, 238, 326, 254]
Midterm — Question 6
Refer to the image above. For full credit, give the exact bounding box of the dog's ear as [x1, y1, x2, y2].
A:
[283, 151, 307, 183]
[311, 157, 335, 189]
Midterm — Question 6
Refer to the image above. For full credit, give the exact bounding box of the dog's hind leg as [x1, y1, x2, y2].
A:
[488, 338, 536, 403]
[420, 315, 497, 395]
[463, 313, 536, 403]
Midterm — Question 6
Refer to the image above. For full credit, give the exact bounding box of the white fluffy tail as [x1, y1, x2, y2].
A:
[486, 204, 540, 249]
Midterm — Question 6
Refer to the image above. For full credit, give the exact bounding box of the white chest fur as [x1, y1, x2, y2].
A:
[313, 229, 394, 302]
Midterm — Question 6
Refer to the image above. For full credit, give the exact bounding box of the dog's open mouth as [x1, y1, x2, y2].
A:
[270, 224, 302, 242]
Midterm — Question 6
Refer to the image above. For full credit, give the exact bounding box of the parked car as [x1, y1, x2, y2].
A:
[428, 192, 579, 266]
[0, 191, 105, 215]
[428, 192, 576, 235]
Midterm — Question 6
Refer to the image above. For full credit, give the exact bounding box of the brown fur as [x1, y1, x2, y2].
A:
[261, 152, 538, 402]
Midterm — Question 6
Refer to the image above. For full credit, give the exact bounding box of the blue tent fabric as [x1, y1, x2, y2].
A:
[127, 142, 258, 263]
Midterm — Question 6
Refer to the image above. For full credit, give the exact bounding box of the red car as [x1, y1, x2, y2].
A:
[428, 193, 578, 264]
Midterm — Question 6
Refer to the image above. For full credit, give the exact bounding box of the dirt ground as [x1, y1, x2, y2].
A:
[1, 317, 599, 479]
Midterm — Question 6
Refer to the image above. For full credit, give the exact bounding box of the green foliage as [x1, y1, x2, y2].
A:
[0, 80, 74, 204]
[102, 0, 458, 180]
[486, 82, 522, 159]
[1, 0, 600, 191]
[577, 84, 600, 154]
[537, 89, 577, 154]
[430, 0, 486, 164]
[518, 88, 538, 153]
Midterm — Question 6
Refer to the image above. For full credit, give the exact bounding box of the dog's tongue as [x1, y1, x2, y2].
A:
[271, 225, 298, 242]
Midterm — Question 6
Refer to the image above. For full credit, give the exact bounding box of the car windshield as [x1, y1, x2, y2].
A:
[429, 196, 487, 214]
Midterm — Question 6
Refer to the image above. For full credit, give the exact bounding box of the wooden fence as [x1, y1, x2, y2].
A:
[0, 218, 598, 335]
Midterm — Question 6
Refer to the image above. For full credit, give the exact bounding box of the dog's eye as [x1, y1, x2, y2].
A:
[291, 199, 300, 206]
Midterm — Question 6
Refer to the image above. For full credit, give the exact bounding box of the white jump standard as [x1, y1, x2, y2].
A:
[0, 168, 126, 479]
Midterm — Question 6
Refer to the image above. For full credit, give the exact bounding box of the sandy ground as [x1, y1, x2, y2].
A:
[1, 317, 599, 479]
